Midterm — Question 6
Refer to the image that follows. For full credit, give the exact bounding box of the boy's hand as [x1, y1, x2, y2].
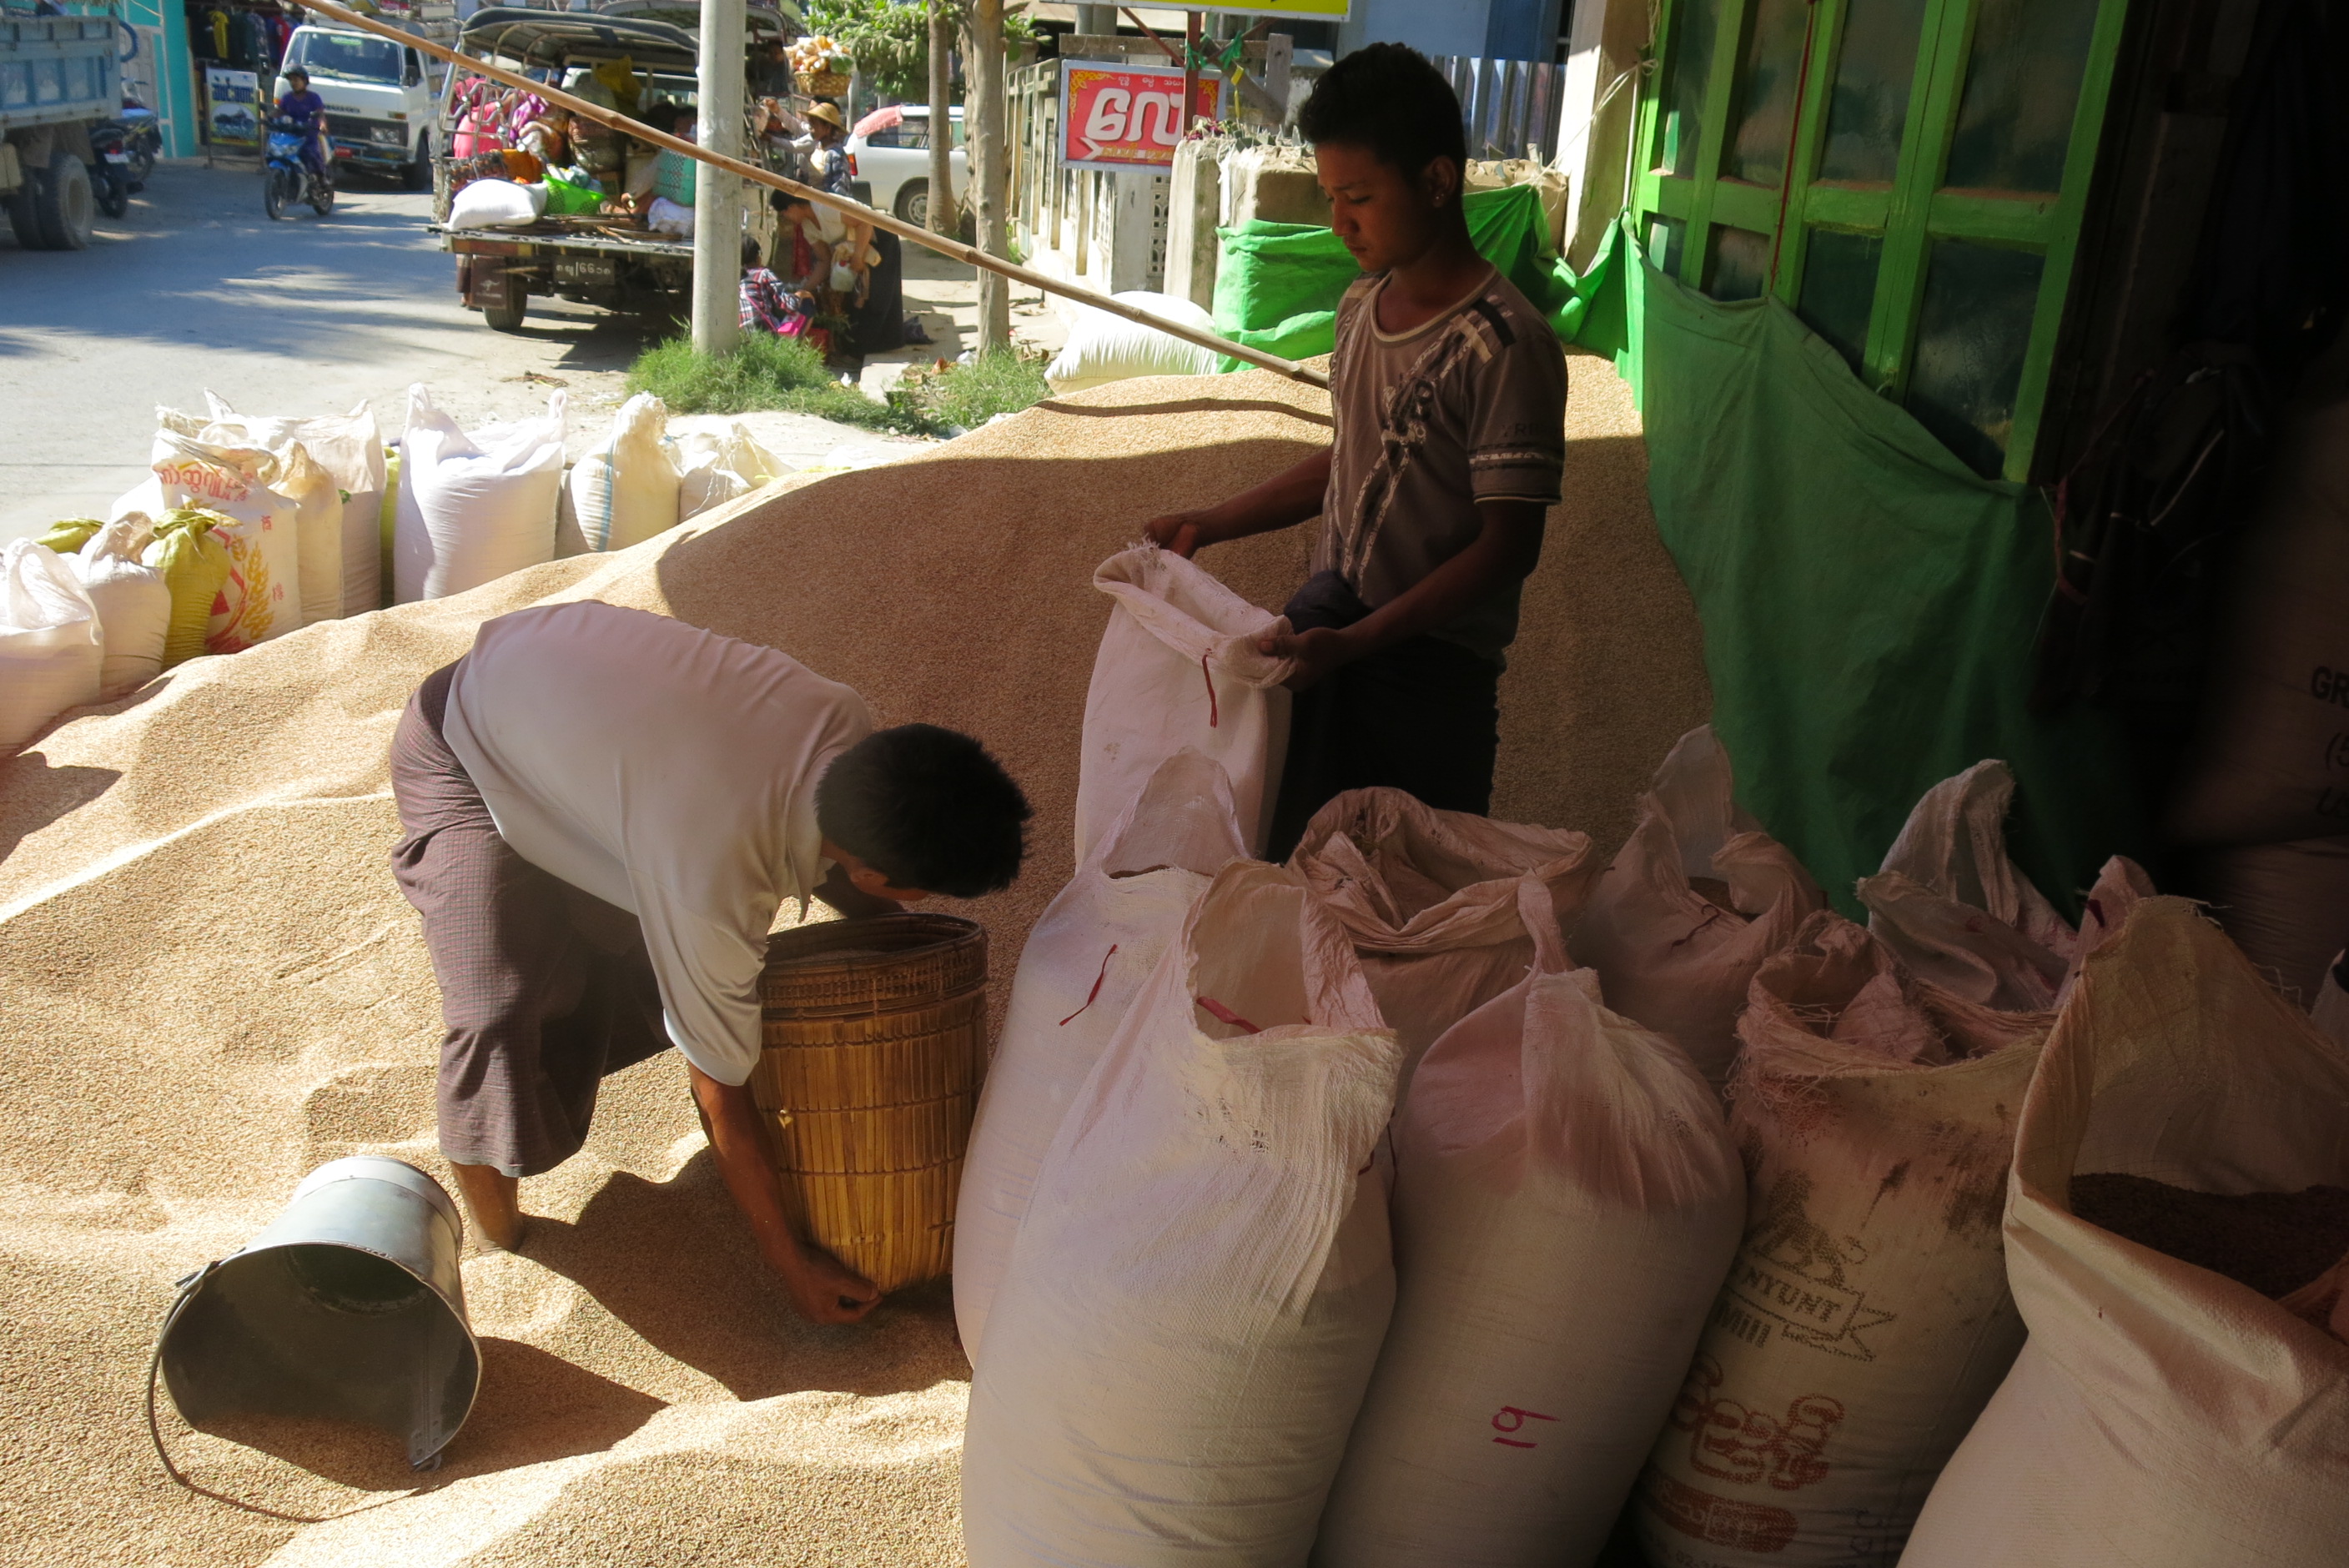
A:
[1143, 510, 1212, 558]
[1260, 625, 1356, 691]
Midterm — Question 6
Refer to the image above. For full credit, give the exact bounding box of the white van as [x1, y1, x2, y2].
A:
[276, 25, 445, 189]
[848, 104, 967, 226]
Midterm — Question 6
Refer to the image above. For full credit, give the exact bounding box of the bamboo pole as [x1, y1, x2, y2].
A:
[295, 0, 1331, 391]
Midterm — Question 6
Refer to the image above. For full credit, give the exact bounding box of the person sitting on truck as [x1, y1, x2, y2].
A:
[276, 66, 332, 188]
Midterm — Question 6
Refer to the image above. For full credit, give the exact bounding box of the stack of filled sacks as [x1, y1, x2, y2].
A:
[558, 393, 789, 557]
[0, 361, 1705, 1565]
[958, 548, 1748, 1566]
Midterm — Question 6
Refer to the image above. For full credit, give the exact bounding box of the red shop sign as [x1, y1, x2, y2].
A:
[1057, 58, 1227, 171]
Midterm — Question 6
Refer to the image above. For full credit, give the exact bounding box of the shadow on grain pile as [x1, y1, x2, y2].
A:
[0, 361, 1701, 1566]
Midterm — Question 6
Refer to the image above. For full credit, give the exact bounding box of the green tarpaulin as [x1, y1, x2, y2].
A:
[1576, 217, 2143, 917]
[1210, 183, 1612, 369]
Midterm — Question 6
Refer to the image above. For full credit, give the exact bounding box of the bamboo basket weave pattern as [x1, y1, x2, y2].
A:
[757, 914, 987, 1294]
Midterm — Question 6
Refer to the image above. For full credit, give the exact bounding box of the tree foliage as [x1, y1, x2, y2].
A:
[800, 0, 1037, 104]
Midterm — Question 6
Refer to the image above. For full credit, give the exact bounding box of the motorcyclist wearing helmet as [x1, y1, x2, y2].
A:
[276, 67, 333, 188]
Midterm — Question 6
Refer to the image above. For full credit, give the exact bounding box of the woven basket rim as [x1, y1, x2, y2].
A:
[764, 912, 982, 970]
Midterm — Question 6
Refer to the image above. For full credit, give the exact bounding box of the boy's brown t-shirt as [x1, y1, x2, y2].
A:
[1311, 265, 1568, 665]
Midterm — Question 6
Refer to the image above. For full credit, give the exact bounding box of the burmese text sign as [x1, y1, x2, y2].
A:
[1058, 59, 1225, 172]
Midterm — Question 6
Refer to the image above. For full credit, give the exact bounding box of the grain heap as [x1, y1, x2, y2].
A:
[0, 360, 1703, 1564]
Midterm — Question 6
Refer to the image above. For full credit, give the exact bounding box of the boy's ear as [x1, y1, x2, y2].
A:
[1421, 154, 1462, 210]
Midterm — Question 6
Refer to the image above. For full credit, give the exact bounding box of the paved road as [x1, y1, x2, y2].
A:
[0, 158, 1046, 543]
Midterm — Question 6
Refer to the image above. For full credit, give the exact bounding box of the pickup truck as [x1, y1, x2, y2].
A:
[274, 15, 452, 189]
[1, 11, 120, 251]
[434, 5, 793, 333]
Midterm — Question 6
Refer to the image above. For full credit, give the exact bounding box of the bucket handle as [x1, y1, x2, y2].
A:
[144, 1259, 450, 1517]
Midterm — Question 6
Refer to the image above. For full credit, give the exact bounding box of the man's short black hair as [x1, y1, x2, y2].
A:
[1298, 43, 1468, 185]
[816, 724, 1030, 897]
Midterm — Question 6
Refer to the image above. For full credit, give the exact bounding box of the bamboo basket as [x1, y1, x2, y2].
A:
[799, 68, 851, 98]
[756, 913, 987, 1294]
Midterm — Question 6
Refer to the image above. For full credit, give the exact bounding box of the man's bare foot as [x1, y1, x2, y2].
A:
[782, 1243, 882, 1325]
[450, 1161, 525, 1251]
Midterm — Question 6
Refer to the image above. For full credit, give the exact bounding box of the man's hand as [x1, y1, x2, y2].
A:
[1259, 624, 1359, 691]
[1142, 510, 1213, 559]
[782, 1241, 883, 1325]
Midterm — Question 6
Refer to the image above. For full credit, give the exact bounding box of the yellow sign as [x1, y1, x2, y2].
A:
[1185, 1, 1351, 17]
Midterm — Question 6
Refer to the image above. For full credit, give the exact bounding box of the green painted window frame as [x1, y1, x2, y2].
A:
[1630, 0, 2130, 480]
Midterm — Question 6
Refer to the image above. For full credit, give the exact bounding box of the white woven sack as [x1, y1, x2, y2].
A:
[148, 426, 302, 650]
[264, 441, 344, 628]
[1567, 725, 1823, 1087]
[73, 518, 169, 698]
[963, 860, 1400, 1567]
[567, 392, 682, 551]
[1632, 912, 2050, 1568]
[1078, 545, 1296, 862]
[1315, 879, 1744, 1568]
[954, 748, 1249, 1364]
[446, 177, 545, 229]
[200, 394, 387, 616]
[394, 384, 566, 602]
[1290, 786, 1598, 1094]
[1046, 290, 1220, 392]
[1900, 900, 2349, 1568]
[675, 421, 785, 521]
[1856, 761, 2077, 1011]
[0, 540, 102, 752]
[2315, 952, 2349, 1048]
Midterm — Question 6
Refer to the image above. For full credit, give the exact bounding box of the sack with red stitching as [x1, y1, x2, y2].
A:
[954, 748, 1249, 1363]
[963, 860, 1398, 1567]
[1290, 786, 1599, 1099]
[1567, 726, 1824, 1088]
[1077, 545, 1296, 861]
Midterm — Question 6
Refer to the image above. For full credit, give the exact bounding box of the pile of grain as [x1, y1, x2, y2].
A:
[0, 359, 1703, 1564]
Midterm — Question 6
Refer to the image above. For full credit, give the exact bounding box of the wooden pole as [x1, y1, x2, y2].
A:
[289, 0, 1330, 389]
[1182, 10, 1201, 133]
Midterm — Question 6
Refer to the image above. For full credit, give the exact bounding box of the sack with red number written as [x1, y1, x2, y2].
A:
[963, 860, 1398, 1567]
[1568, 726, 1824, 1088]
[1633, 912, 2049, 1568]
[1314, 879, 1743, 1568]
[954, 748, 1249, 1364]
[1290, 787, 1597, 1096]
[1856, 761, 2076, 1012]
[147, 427, 303, 652]
[1077, 545, 1296, 861]
[1899, 900, 2349, 1567]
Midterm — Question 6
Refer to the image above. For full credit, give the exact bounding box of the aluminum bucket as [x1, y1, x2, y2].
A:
[157, 1156, 480, 1470]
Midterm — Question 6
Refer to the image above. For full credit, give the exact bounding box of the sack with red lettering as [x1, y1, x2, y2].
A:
[1077, 545, 1296, 861]
[1314, 880, 1743, 1568]
[1290, 787, 1598, 1097]
[1567, 726, 1824, 1088]
[1632, 912, 2049, 1568]
[147, 427, 303, 651]
[954, 748, 1249, 1364]
[1855, 761, 2076, 1012]
[1899, 900, 2349, 1568]
[963, 861, 1398, 1567]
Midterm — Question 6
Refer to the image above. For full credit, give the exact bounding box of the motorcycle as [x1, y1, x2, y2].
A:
[263, 116, 334, 221]
[118, 100, 161, 188]
[88, 118, 133, 219]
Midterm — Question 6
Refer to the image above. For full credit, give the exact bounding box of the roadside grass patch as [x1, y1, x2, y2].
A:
[626, 337, 1053, 439]
[626, 334, 900, 430]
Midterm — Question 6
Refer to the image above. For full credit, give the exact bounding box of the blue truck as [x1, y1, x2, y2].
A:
[2, 10, 122, 250]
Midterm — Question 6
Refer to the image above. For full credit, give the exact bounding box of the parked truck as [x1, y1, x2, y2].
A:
[1, 11, 122, 251]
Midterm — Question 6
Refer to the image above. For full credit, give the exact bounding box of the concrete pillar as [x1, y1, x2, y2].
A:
[1163, 138, 1223, 312]
[1074, 5, 1118, 34]
[692, 0, 744, 354]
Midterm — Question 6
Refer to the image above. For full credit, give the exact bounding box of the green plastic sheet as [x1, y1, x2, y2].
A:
[1577, 217, 2142, 917]
[1210, 184, 1613, 369]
